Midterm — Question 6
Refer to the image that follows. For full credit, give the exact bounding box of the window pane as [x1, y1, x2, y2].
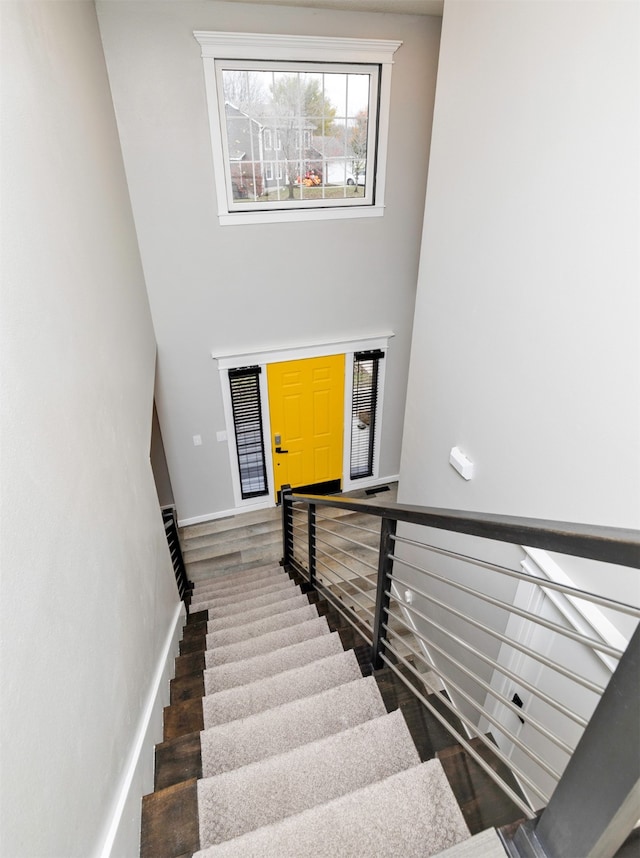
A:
[218, 62, 377, 212]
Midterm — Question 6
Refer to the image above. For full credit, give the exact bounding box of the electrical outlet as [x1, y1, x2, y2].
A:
[512, 692, 525, 724]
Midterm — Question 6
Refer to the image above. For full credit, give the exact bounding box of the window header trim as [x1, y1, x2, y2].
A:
[193, 32, 402, 65]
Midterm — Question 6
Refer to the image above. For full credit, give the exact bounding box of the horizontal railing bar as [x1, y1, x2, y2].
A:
[382, 640, 550, 805]
[393, 535, 640, 619]
[316, 514, 381, 538]
[322, 581, 374, 620]
[390, 572, 605, 700]
[291, 539, 307, 552]
[384, 624, 564, 783]
[311, 578, 374, 646]
[315, 532, 378, 563]
[391, 553, 623, 658]
[315, 541, 379, 577]
[393, 584, 587, 727]
[316, 527, 378, 568]
[288, 556, 310, 581]
[315, 557, 378, 608]
[314, 558, 378, 614]
[315, 523, 379, 555]
[385, 609, 574, 757]
[289, 493, 640, 569]
[378, 649, 537, 818]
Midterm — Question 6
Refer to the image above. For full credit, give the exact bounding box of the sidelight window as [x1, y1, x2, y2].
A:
[228, 366, 269, 499]
[350, 350, 384, 480]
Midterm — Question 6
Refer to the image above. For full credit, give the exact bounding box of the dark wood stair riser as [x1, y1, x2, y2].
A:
[186, 609, 208, 626]
[170, 672, 205, 705]
[155, 732, 202, 792]
[179, 632, 207, 656]
[174, 651, 205, 679]
[140, 778, 199, 858]
[164, 698, 204, 741]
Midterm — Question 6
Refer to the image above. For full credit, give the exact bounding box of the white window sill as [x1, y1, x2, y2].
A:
[218, 205, 385, 226]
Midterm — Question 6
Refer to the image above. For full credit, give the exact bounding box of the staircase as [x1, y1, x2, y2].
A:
[141, 520, 514, 857]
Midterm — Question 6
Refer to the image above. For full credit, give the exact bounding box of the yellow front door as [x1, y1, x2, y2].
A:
[267, 354, 345, 499]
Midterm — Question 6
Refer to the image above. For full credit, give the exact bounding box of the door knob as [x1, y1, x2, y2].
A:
[275, 446, 289, 454]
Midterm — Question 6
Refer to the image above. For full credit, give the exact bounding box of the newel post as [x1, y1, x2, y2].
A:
[505, 622, 640, 858]
[371, 517, 397, 670]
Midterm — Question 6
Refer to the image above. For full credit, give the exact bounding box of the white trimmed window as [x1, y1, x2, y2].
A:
[193, 32, 401, 226]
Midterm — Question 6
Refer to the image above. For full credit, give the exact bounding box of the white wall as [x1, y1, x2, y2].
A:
[0, 2, 181, 855]
[395, 0, 639, 777]
[95, 0, 441, 522]
[400, 0, 639, 532]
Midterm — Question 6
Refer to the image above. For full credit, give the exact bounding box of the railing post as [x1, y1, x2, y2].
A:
[307, 503, 316, 589]
[504, 621, 640, 858]
[280, 485, 293, 568]
[371, 517, 397, 670]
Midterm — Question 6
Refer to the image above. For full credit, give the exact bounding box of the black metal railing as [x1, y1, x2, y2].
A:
[162, 507, 192, 610]
[280, 486, 640, 858]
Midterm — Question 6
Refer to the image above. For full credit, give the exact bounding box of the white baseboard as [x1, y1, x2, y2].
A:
[95, 600, 186, 858]
[342, 473, 399, 493]
[177, 474, 400, 527]
[178, 500, 273, 527]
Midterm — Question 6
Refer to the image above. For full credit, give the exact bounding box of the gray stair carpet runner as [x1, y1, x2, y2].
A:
[183, 564, 473, 857]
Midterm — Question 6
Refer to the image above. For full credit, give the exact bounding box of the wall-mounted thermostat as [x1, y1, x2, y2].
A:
[450, 446, 474, 480]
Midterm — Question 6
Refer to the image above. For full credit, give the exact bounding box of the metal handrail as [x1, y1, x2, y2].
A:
[280, 487, 640, 858]
[288, 492, 640, 567]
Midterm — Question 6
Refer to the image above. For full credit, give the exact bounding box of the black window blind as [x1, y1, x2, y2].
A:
[228, 366, 269, 499]
[350, 350, 384, 480]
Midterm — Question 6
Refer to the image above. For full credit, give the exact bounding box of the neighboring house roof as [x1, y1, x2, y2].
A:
[225, 102, 261, 161]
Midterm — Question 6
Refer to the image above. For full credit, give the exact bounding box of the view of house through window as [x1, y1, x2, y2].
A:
[217, 62, 377, 211]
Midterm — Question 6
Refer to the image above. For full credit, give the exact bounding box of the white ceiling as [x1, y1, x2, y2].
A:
[215, 0, 444, 16]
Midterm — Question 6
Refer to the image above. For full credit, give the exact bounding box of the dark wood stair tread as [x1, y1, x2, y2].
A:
[438, 736, 527, 833]
[141, 778, 199, 858]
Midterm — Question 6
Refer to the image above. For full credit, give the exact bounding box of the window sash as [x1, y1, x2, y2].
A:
[228, 367, 269, 499]
[215, 59, 379, 213]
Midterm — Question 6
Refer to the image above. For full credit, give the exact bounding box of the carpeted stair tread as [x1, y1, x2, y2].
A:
[201, 577, 296, 608]
[203, 631, 345, 695]
[200, 675, 387, 778]
[196, 708, 419, 848]
[191, 571, 293, 603]
[190, 581, 296, 615]
[196, 586, 304, 619]
[205, 617, 330, 667]
[192, 759, 470, 858]
[190, 566, 283, 597]
[202, 648, 362, 728]
[205, 605, 318, 649]
[207, 593, 310, 631]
